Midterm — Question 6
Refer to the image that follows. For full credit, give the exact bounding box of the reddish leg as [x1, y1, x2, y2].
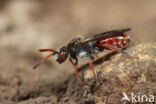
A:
[102, 43, 138, 59]
[89, 58, 99, 84]
[69, 58, 85, 85]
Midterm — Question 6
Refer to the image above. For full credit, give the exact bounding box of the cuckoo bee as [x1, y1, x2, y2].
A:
[33, 28, 137, 85]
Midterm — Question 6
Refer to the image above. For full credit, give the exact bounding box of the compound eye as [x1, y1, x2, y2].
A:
[59, 52, 66, 62]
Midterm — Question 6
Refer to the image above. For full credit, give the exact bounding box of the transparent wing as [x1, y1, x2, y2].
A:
[82, 28, 131, 44]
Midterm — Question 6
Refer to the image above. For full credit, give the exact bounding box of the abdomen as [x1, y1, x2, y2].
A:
[98, 34, 130, 49]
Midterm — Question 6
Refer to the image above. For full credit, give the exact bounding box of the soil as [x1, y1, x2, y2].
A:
[0, 43, 156, 104]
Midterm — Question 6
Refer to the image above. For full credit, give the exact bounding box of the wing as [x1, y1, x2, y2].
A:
[82, 28, 131, 43]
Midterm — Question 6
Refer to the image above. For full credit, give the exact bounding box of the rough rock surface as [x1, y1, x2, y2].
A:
[1, 43, 153, 104]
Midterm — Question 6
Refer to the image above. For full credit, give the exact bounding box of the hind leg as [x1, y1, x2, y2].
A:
[88, 56, 99, 84]
[102, 43, 138, 59]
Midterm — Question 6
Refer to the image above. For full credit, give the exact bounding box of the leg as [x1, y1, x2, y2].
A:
[121, 50, 138, 59]
[69, 57, 85, 85]
[102, 43, 138, 59]
[74, 57, 78, 65]
[88, 57, 99, 84]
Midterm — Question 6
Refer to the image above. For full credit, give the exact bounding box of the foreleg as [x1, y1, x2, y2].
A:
[69, 57, 85, 85]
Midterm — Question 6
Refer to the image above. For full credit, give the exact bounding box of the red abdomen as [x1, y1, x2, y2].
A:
[98, 34, 130, 49]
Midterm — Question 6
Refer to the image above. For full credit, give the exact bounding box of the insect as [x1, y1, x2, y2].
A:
[33, 28, 137, 85]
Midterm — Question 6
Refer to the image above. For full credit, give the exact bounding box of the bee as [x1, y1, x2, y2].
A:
[33, 28, 137, 85]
